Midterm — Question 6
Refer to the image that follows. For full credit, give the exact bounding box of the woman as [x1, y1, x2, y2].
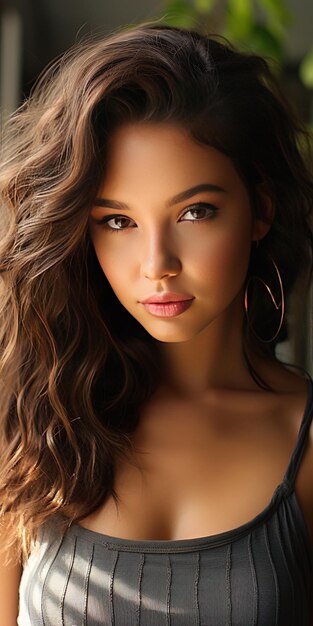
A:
[0, 21, 312, 626]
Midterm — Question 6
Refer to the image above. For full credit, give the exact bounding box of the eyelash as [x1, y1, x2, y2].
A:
[94, 203, 218, 233]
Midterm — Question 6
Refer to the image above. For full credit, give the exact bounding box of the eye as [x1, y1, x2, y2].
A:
[94, 215, 135, 231]
[179, 203, 218, 222]
[92, 202, 218, 232]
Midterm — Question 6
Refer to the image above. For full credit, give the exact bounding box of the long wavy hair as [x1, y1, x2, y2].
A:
[0, 21, 312, 564]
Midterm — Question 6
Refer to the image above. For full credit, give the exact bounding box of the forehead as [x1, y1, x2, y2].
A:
[99, 121, 245, 197]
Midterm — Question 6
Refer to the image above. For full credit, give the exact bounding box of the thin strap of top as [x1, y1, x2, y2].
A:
[283, 369, 313, 490]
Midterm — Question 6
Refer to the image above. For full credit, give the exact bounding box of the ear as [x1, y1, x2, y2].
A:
[251, 183, 275, 242]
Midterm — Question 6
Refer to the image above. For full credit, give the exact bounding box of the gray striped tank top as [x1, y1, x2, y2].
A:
[18, 374, 313, 625]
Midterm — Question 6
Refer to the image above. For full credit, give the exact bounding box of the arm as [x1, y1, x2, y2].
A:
[0, 529, 22, 626]
[0, 562, 22, 626]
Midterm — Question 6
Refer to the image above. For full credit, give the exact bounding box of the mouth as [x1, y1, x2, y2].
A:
[141, 299, 194, 318]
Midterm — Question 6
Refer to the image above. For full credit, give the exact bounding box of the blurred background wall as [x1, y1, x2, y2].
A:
[1, 0, 312, 374]
[1, 0, 313, 114]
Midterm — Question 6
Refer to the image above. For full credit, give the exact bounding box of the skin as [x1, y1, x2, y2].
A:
[2, 121, 312, 624]
[0, 526, 22, 626]
[87, 121, 313, 558]
[89, 121, 274, 396]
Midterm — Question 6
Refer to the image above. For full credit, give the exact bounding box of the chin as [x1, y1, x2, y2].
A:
[138, 322, 205, 343]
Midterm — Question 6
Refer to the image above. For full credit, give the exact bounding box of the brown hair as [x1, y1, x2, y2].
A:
[0, 21, 312, 563]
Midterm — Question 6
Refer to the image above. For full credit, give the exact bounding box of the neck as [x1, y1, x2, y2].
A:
[158, 294, 269, 398]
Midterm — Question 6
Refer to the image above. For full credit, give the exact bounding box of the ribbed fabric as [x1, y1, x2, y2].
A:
[18, 374, 313, 626]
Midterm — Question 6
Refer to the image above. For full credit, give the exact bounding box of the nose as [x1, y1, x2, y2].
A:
[140, 230, 182, 281]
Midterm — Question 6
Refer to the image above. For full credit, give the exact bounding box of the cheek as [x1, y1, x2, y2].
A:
[92, 239, 132, 297]
[194, 227, 251, 287]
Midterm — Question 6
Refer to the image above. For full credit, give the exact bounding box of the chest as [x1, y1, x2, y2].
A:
[79, 393, 311, 542]
[20, 512, 312, 626]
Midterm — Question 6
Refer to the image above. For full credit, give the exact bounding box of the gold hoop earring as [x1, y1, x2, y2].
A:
[244, 254, 285, 343]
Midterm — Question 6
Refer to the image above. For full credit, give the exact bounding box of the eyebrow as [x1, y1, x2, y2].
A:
[94, 183, 226, 211]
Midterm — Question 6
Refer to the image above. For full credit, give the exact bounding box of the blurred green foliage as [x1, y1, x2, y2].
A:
[158, 0, 313, 87]
[300, 47, 313, 89]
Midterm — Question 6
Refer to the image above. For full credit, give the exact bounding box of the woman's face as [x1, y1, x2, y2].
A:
[89, 122, 271, 343]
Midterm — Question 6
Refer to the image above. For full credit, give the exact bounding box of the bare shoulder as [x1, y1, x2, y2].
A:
[288, 370, 313, 540]
[261, 360, 313, 542]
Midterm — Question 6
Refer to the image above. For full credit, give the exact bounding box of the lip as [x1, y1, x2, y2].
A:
[141, 299, 194, 318]
[141, 292, 194, 304]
